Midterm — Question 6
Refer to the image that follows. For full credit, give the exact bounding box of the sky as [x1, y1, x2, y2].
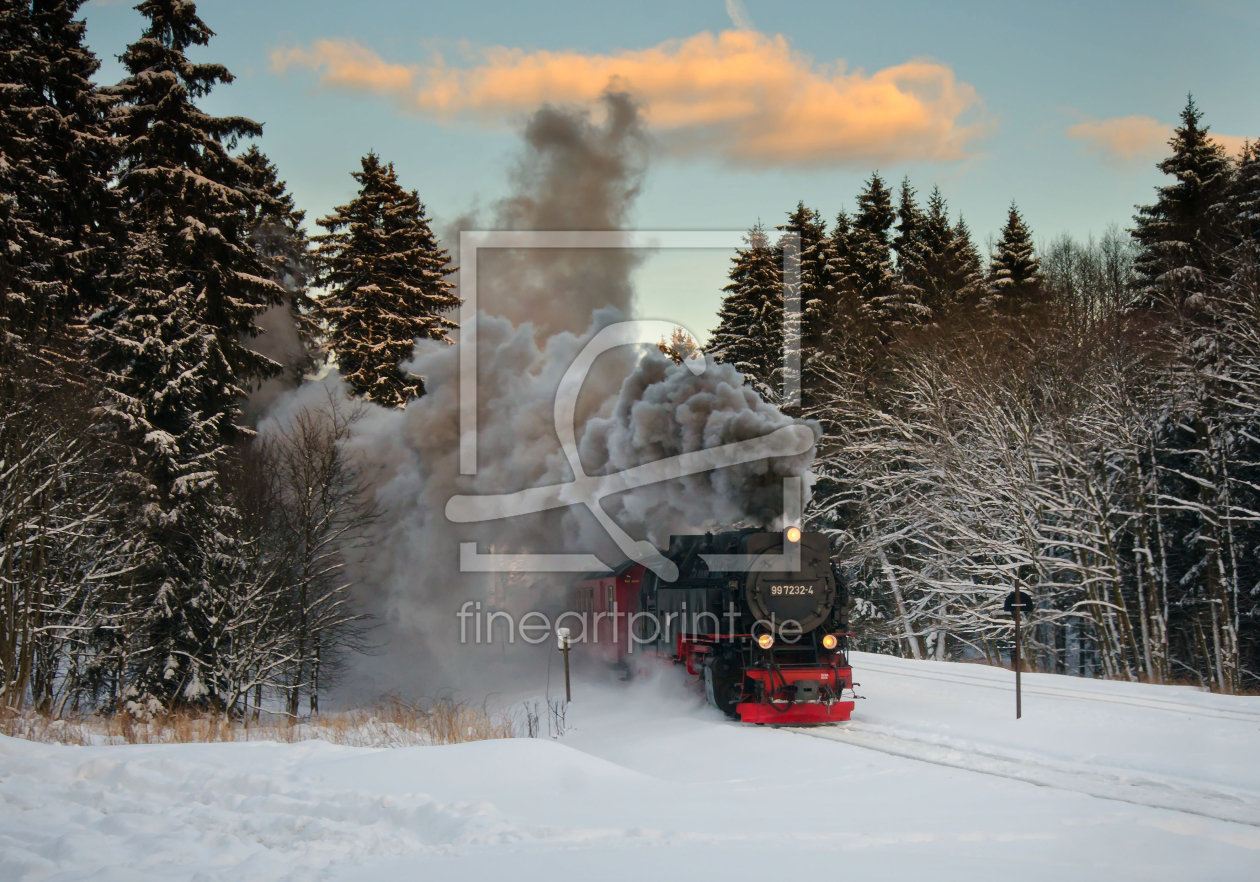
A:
[81, 0, 1259, 339]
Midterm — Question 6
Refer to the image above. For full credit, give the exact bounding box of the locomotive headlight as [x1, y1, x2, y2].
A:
[757, 633, 775, 650]
[785, 526, 802, 544]
[822, 634, 839, 650]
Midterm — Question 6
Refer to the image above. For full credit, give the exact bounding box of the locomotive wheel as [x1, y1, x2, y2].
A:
[705, 652, 743, 718]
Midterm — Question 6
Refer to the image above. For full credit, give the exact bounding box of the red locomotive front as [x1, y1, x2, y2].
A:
[571, 529, 856, 725]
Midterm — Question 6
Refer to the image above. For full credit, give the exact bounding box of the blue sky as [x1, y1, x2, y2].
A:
[82, 0, 1259, 338]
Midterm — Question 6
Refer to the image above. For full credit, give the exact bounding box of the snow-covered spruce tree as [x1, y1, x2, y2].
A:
[313, 152, 459, 409]
[913, 187, 982, 317]
[241, 145, 319, 377]
[948, 215, 984, 303]
[820, 210, 873, 361]
[89, 0, 286, 709]
[709, 223, 783, 401]
[892, 177, 932, 321]
[1214, 140, 1259, 285]
[89, 229, 247, 710]
[984, 202, 1042, 313]
[851, 172, 921, 334]
[0, 0, 119, 362]
[103, 0, 283, 400]
[1131, 96, 1233, 312]
[777, 202, 835, 405]
[827, 210, 860, 303]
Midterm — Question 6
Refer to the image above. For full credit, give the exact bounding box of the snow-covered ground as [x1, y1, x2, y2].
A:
[3, 652, 1259, 881]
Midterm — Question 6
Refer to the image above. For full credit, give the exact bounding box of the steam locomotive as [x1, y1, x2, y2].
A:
[572, 528, 855, 725]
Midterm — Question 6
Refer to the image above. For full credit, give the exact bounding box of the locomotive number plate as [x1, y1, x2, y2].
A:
[770, 584, 815, 596]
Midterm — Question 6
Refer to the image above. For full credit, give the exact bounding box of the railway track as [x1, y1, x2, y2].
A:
[792, 722, 1260, 828]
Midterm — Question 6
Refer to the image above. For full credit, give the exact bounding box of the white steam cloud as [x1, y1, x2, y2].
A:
[287, 92, 817, 699]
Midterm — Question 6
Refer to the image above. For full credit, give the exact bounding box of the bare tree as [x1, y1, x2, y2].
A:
[257, 392, 377, 716]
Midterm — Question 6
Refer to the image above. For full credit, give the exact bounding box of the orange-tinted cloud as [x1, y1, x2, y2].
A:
[271, 39, 416, 94]
[1067, 114, 1251, 165]
[1066, 115, 1170, 163]
[270, 30, 988, 167]
[1214, 132, 1251, 158]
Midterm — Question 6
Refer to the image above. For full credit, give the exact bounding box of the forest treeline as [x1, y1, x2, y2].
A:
[709, 100, 1260, 691]
[1, 1, 456, 716]
[3, 0, 1257, 722]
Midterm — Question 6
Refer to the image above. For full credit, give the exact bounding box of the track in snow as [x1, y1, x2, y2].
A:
[787, 653, 1260, 829]
[853, 657, 1260, 724]
[792, 723, 1260, 827]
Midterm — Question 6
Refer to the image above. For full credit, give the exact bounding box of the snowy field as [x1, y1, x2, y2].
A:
[3, 652, 1259, 881]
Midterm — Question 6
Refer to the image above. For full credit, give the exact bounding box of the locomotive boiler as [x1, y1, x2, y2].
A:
[573, 528, 855, 725]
